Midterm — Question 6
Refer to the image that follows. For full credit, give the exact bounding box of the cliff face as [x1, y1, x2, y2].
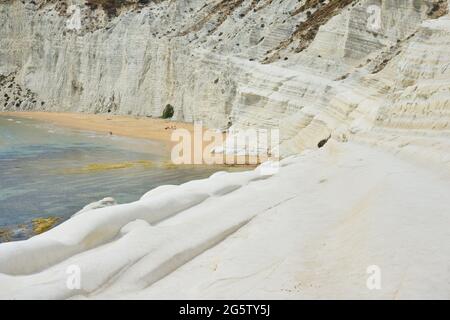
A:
[1, 1, 450, 300]
[0, 0, 449, 159]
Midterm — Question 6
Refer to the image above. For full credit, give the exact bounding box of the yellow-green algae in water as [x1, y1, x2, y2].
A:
[61, 160, 156, 174]
[0, 228, 12, 242]
[32, 217, 61, 235]
[61, 160, 216, 173]
[0, 217, 60, 242]
[61, 160, 256, 175]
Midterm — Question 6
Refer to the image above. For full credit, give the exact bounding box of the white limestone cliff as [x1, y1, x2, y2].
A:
[0, 0, 449, 299]
[0, 0, 447, 158]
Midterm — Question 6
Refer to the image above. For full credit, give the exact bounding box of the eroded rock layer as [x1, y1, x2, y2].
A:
[0, 0, 448, 159]
[0, 0, 449, 300]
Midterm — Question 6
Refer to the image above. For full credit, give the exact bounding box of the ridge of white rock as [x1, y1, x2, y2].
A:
[0, 141, 448, 299]
[0, 167, 273, 276]
[73, 197, 117, 216]
[0, 0, 449, 299]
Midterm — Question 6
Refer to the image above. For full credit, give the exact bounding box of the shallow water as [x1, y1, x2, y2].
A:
[0, 115, 245, 241]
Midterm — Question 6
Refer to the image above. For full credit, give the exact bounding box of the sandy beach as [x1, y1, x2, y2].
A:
[0, 111, 263, 165]
[1, 111, 193, 146]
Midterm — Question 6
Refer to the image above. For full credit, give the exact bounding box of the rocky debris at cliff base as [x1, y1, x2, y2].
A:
[0, 73, 44, 112]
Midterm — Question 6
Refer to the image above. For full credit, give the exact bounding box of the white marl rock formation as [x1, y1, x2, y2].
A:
[0, 0, 449, 159]
[0, 0, 449, 300]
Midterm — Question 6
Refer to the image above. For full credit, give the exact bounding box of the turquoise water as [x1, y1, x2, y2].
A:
[0, 115, 242, 241]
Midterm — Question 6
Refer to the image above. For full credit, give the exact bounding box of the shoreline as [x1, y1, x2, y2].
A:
[0, 111, 263, 166]
[2, 141, 449, 298]
[0, 111, 192, 147]
[0, 112, 257, 243]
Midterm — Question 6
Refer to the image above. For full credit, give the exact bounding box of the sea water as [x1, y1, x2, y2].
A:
[0, 115, 244, 241]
